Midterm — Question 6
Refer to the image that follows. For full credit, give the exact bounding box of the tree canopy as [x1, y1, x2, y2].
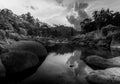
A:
[81, 8, 120, 33]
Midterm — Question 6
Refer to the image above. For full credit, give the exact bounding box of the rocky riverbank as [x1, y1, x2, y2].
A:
[71, 25, 120, 49]
[0, 40, 48, 83]
[84, 55, 120, 84]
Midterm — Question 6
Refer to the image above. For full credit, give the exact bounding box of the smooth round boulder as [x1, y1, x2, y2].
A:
[5, 41, 47, 61]
[0, 51, 41, 83]
[85, 55, 120, 69]
[86, 68, 120, 84]
[0, 51, 40, 74]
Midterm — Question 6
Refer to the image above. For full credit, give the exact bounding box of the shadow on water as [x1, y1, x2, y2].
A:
[19, 44, 120, 84]
[46, 44, 74, 54]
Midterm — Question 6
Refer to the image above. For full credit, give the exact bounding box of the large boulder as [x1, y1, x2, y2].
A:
[86, 68, 120, 84]
[85, 56, 120, 69]
[5, 41, 48, 61]
[0, 50, 40, 79]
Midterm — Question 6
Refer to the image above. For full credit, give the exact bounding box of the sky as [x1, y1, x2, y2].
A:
[0, 0, 120, 30]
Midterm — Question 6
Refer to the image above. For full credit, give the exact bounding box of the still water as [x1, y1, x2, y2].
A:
[20, 44, 120, 84]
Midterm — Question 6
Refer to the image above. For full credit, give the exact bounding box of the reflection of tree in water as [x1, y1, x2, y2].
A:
[47, 44, 73, 54]
[48, 44, 119, 59]
[56, 45, 73, 54]
[66, 50, 92, 84]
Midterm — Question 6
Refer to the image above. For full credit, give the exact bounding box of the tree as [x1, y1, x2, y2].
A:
[25, 12, 35, 25]
[80, 18, 96, 33]
[81, 8, 120, 33]
[92, 8, 113, 29]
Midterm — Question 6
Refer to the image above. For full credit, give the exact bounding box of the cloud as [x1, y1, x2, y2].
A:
[54, 0, 95, 30]
[0, 0, 67, 24]
[67, 2, 89, 31]
[55, 0, 120, 30]
[25, 6, 38, 10]
[0, 0, 120, 29]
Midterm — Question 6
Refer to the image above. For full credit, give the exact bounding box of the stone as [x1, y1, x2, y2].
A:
[111, 32, 120, 49]
[85, 56, 120, 69]
[86, 68, 120, 84]
[0, 51, 39, 74]
[5, 41, 48, 61]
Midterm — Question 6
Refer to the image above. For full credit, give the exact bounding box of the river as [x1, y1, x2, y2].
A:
[19, 44, 120, 84]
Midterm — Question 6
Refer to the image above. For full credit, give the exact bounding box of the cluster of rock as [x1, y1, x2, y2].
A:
[72, 25, 120, 49]
[85, 55, 120, 84]
[0, 40, 47, 83]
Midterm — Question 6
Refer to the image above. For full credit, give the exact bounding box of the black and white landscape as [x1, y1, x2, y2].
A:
[0, 0, 120, 84]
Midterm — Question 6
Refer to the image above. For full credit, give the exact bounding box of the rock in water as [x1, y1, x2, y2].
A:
[85, 55, 120, 69]
[86, 68, 120, 84]
[0, 51, 40, 80]
[5, 41, 48, 61]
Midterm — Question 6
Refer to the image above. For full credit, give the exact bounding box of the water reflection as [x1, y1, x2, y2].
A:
[46, 44, 73, 54]
[20, 50, 92, 84]
[20, 45, 120, 84]
[67, 50, 93, 84]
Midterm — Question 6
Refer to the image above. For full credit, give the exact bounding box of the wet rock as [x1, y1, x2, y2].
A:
[85, 56, 120, 69]
[0, 51, 40, 78]
[5, 41, 48, 61]
[86, 68, 120, 84]
[85, 55, 109, 69]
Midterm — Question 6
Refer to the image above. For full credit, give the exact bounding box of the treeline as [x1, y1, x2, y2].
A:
[72, 8, 120, 48]
[0, 8, 77, 42]
[81, 8, 120, 33]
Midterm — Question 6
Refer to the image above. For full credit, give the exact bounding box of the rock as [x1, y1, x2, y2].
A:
[85, 55, 109, 69]
[8, 33, 21, 41]
[0, 50, 40, 78]
[19, 27, 27, 36]
[86, 68, 120, 84]
[96, 36, 112, 48]
[85, 56, 120, 69]
[0, 59, 6, 78]
[111, 49, 120, 56]
[101, 24, 119, 37]
[5, 41, 48, 61]
[111, 32, 120, 49]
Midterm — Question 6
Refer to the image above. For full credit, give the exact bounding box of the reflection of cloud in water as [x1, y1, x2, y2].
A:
[21, 52, 78, 84]
[66, 50, 82, 66]
[21, 51, 93, 84]
[66, 50, 92, 84]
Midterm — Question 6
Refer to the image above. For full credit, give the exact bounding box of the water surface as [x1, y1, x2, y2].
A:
[20, 45, 120, 84]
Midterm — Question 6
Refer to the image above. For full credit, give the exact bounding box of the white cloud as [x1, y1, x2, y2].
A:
[0, 0, 69, 25]
[0, 0, 120, 27]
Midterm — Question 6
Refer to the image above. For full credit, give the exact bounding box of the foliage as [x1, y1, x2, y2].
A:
[0, 8, 77, 42]
[81, 8, 120, 33]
